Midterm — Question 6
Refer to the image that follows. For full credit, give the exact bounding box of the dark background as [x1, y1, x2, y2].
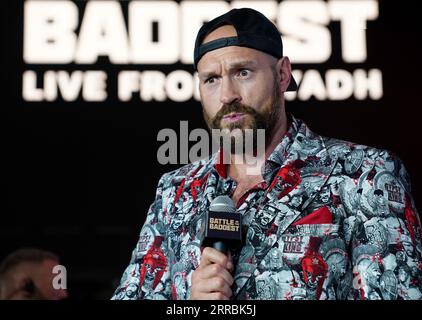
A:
[1, 0, 421, 299]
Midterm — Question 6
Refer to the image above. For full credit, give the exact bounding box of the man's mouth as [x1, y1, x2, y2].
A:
[222, 112, 246, 123]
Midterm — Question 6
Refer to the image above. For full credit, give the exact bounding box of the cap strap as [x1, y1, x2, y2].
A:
[198, 36, 240, 57]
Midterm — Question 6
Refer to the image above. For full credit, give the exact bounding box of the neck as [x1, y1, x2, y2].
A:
[228, 110, 288, 182]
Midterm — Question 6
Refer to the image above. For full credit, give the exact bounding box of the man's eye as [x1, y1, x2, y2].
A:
[238, 69, 250, 77]
[205, 77, 216, 84]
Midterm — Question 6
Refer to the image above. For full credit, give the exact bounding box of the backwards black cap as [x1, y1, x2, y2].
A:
[194, 8, 297, 91]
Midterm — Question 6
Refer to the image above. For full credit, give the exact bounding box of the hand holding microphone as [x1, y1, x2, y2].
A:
[190, 196, 242, 300]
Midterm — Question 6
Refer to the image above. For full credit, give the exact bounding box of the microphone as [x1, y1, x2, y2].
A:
[202, 195, 242, 255]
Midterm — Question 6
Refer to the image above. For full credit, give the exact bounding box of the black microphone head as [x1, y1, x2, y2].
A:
[202, 195, 242, 253]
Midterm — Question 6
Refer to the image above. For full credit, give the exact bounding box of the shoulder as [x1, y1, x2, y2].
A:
[322, 136, 404, 173]
[323, 137, 412, 209]
[322, 136, 388, 159]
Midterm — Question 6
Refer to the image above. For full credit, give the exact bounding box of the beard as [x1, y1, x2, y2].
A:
[203, 79, 281, 155]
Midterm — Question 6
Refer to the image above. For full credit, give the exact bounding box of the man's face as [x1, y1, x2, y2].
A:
[318, 187, 331, 203]
[327, 254, 347, 280]
[291, 195, 302, 208]
[257, 209, 273, 226]
[197, 26, 287, 150]
[34, 259, 68, 300]
[126, 283, 139, 298]
[366, 262, 381, 286]
[144, 262, 162, 286]
[398, 268, 408, 282]
[171, 213, 184, 230]
[268, 249, 283, 270]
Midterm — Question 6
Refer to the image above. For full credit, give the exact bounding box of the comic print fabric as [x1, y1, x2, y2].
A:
[112, 115, 422, 300]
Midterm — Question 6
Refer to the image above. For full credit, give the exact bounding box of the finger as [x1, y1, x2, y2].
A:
[210, 292, 230, 300]
[226, 251, 234, 272]
[196, 277, 233, 298]
[193, 291, 230, 300]
[200, 247, 231, 269]
[197, 263, 234, 286]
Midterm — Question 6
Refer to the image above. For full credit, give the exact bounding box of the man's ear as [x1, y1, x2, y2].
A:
[276, 57, 293, 93]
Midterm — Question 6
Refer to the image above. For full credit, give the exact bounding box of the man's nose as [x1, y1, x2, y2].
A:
[220, 78, 241, 105]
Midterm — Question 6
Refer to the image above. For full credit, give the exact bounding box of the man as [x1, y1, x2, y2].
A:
[0, 248, 68, 300]
[112, 8, 422, 300]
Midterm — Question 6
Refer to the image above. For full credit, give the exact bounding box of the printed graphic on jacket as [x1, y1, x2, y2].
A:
[112, 115, 422, 300]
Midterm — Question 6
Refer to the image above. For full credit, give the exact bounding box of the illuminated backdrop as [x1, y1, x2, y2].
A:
[2, 0, 421, 299]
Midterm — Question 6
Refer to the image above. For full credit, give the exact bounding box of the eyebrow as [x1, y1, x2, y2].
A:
[227, 60, 257, 70]
[198, 60, 257, 80]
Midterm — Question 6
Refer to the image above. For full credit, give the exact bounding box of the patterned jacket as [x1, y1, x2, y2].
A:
[112, 115, 422, 300]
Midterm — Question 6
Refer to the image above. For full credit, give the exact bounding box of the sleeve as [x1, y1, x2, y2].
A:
[111, 173, 172, 300]
[348, 150, 422, 300]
